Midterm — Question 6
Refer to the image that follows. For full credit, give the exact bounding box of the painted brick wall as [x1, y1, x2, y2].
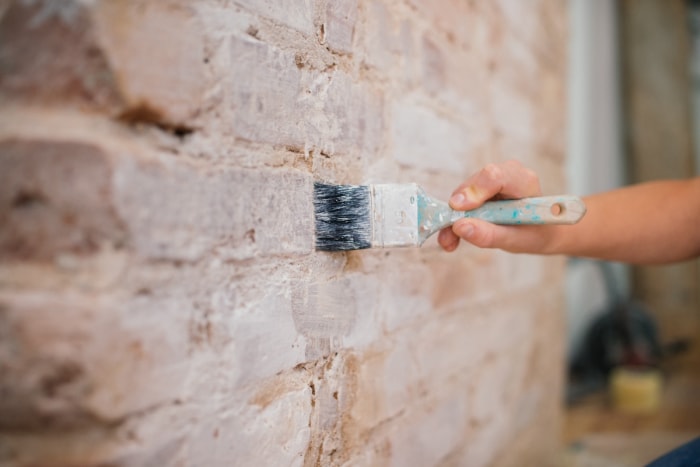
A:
[0, 1, 568, 466]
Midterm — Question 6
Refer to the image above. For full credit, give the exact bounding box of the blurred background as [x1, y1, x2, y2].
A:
[564, 0, 700, 464]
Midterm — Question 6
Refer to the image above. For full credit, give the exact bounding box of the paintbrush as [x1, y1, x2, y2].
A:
[313, 183, 586, 251]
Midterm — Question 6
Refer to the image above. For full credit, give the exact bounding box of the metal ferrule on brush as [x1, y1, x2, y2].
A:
[371, 184, 455, 247]
[370, 184, 421, 247]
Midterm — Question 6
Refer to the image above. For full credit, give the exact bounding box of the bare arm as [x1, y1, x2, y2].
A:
[438, 161, 700, 265]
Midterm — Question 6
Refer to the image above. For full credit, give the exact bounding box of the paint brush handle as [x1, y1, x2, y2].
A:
[456, 195, 586, 225]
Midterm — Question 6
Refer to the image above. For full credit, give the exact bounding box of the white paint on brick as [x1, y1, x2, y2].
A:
[490, 75, 535, 143]
[185, 387, 312, 467]
[421, 35, 446, 96]
[349, 303, 526, 435]
[93, 2, 207, 126]
[316, 70, 383, 156]
[113, 157, 314, 261]
[0, 290, 192, 425]
[232, 290, 307, 388]
[461, 409, 511, 467]
[496, 0, 537, 44]
[341, 274, 383, 350]
[230, 35, 381, 157]
[234, 0, 314, 35]
[0, 0, 570, 464]
[325, 0, 358, 54]
[235, 387, 312, 467]
[471, 355, 512, 424]
[391, 95, 471, 173]
[378, 259, 434, 332]
[380, 337, 420, 418]
[361, 0, 398, 71]
[87, 294, 194, 421]
[230, 35, 305, 147]
[389, 394, 469, 467]
[498, 252, 545, 292]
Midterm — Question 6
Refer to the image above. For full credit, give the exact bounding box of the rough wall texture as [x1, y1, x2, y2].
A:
[0, 1, 569, 466]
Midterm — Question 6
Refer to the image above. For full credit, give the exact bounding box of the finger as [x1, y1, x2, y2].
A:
[451, 218, 553, 253]
[438, 227, 460, 252]
[449, 160, 541, 210]
[452, 218, 511, 250]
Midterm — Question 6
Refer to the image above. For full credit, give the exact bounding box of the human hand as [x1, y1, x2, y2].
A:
[438, 160, 549, 253]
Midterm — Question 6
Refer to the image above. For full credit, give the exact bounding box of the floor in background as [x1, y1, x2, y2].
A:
[564, 344, 700, 466]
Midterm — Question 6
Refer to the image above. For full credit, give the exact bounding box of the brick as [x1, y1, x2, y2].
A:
[471, 354, 519, 424]
[291, 273, 382, 359]
[113, 156, 314, 261]
[230, 287, 307, 388]
[325, 0, 358, 54]
[234, 0, 313, 35]
[390, 95, 472, 173]
[388, 393, 469, 467]
[230, 35, 305, 146]
[0, 1, 207, 127]
[0, 136, 313, 262]
[421, 35, 446, 96]
[0, 1, 122, 111]
[349, 297, 538, 437]
[230, 35, 382, 157]
[496, 252, 546, 292]
[419, 33, 490, 112]
[404, 0, 476, 48]
[0, 404, 194, 466]
[360, 0, 398, 71]
[92, 2, 207, 126]
[188, 385, 312, 467]
[397, 19, 419, 87]
[0, 290, 191, 428]
[0, 139, 127, 261]
[495, 0, 538, 45]
[488, 73, 537, 147]
[459, 411, 511, 467]
[374, 258, 435, 333]
[313, 70, 383, 156]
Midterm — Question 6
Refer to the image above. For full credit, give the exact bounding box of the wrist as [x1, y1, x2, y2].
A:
[539, 225, 568, 256]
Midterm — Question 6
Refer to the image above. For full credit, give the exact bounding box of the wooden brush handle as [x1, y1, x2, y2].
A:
[459, 195, 586, 225]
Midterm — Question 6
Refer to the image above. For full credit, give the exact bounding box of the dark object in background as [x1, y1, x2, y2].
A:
[647, 436, 700, 467]
[566, 261, 690, 404]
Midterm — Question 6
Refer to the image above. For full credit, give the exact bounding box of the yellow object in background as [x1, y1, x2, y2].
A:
[610, 366, 663, 414]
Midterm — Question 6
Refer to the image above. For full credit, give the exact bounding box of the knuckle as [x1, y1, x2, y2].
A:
[482, 163, 503, 181]
[451, 182, 470, 197]
[479, 227, 495, 248]
[523, 168, 538, 183]
[505, 159, 522, 170]
[523, 169, 542, 194]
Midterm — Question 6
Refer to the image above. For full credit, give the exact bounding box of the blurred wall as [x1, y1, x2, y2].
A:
[566, 0, 628, 359]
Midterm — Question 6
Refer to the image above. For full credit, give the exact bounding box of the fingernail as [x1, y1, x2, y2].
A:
[466, 185, 481, 202]
[450, 193, 465, 207]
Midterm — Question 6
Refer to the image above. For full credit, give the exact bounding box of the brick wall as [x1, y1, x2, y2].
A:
[0, 1, 569, 466]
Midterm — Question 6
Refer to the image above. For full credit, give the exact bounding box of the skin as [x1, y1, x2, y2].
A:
[438, 160, 700, 265]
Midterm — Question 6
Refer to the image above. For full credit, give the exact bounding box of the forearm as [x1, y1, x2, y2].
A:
[546, 178, 700, 264]
[441, 162, 700, 264]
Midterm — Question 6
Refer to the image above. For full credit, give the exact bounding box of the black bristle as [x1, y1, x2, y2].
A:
[313, 183, 372, 251]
